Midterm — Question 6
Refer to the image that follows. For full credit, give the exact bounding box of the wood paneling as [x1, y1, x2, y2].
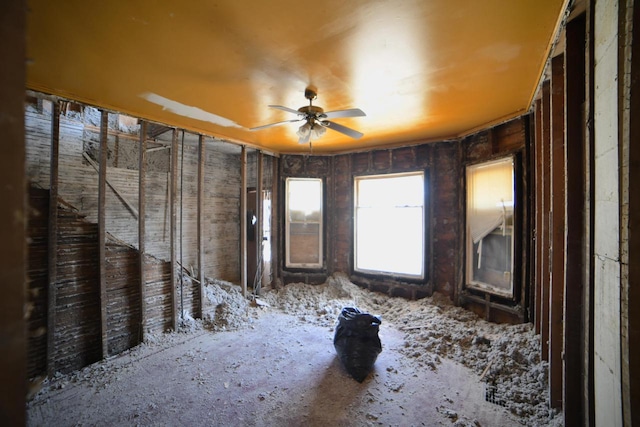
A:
[53, 208, 101, 374]
[106, 243, 141, 354]
[24, 95, 242, 378]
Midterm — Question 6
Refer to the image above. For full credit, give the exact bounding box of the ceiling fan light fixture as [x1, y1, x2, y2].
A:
[310, 123, 326, 139]
[296, 121, 326, 140]
[254, 87, 364, 143]
[296, 122, 311, 138]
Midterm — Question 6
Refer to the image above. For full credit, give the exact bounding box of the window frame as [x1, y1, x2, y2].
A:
[464, 155, 516, 298]
[284, 177, 324, 269]
[353, 171, 426, 280]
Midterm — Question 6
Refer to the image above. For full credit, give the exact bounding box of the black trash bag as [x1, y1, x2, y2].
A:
[333, 307, 382, 382]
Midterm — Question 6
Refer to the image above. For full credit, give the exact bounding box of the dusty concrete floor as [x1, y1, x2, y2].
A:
[28, 311, 519, 427]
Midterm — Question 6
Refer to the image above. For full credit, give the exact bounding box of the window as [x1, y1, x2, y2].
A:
[354, 172, 425, 279]
[466, 157, 515, 297]
[285, 178, 323, 268]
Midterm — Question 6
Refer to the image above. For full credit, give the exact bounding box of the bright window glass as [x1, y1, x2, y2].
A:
[354, 172, 424, 278]
[285, 178, 323, 268]
[466, 157, 515, 297]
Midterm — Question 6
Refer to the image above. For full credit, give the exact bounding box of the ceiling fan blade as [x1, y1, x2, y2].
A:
[322, 108, 366, 119]
[269, 105, 302, 115]
[323, 120, 364, 139]
[250, 119, 301, 131]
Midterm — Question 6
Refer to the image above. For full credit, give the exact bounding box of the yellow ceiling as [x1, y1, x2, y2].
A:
[26, 0, 567, 154]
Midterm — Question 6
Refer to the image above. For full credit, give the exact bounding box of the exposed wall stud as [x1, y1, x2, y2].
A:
[46, 101, 60, 376]
[564, 13, 587, 423]
[256, 151, 263, 293]
[549, 54, 566, 409]
[98, 110, 108, 357]
[0, 1, 27, 420]
[170, 129, 178, 329]
[541, 80, 552, 362]
[271, 157, 279, 285]
[138, 121, 147, 340]
[197, 135, 205, 315]
[240, 146, 247, 297]
[534, 99, 543, 335]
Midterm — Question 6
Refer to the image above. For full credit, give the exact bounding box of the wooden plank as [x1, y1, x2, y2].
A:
[170, 129, 178, 330]
[549, 54, 565, 410]
[621, 2, 640, 424]
[197, 135, 205, 317]
[256, 151, 263, 293]
[271, 156, 279, 284]
[564, 13, 587, 424]
[534, 99, 543, 335]
[138, 121, 147, 341]
[47, 101, 60, 376]
[0, 2, 27, 419]
[541, 80, 551, 362]
[98, 110, 108, 358]
[326, 157, 334, 274]
[241, 146, 247, 297]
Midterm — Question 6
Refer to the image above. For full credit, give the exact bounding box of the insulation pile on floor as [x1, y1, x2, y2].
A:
[27, 273, 563, 426]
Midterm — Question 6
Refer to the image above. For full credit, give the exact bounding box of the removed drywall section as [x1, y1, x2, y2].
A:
[25, 98, 243, 284]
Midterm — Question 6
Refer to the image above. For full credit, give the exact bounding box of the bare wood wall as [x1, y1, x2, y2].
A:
[24, 95, 245, 379]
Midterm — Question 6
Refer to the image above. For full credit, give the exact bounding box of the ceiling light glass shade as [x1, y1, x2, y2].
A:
[297, 121, 326, 140]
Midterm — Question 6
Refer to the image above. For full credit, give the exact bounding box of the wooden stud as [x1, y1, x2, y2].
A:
[521, 118, 533, 319]
[138, 121, 147, 340]
[98, 110, 108, 357]
[534, 99, 544, 334]
[0, 1, 27, 420]
[564, 13, 587, 423]
[256, 151, 263, 293]
[549, 54, 566, 410]
[170, 130, 178, 330]
[585, 5, 596, 422]
[271, 157, 279, 285]
[541, 80, 552, 362]
[46, 101, 60, 376]
[327, 156, 335, 274]
[620, 2, 640, 423]
[197, 135, 205, 316]
[240, 146, 247, 297]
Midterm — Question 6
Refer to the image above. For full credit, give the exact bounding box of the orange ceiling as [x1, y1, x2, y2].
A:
[26, 0, 567, 154]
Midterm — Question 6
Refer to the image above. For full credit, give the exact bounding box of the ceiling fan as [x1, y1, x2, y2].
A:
[250, 87, 366, 144]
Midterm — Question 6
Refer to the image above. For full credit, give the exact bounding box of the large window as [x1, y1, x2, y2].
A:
[285, 178, 323, 268]
[354, 172, 425, 279]
[466, 157, 515, 297]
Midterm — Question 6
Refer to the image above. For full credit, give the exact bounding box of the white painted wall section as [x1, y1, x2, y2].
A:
[593, 0, 623, 425]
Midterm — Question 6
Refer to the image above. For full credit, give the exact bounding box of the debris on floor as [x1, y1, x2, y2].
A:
[27, 272, 563, 426]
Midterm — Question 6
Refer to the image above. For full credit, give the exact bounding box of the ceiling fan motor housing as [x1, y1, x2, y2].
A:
[298, 105, 324, 117]
[304, 88, 318, 101]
